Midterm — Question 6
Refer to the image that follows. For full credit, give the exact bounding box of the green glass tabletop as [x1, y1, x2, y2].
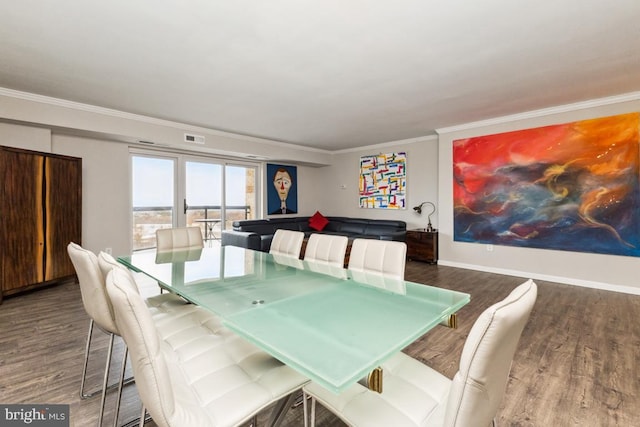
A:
[118, 245, 470, 394]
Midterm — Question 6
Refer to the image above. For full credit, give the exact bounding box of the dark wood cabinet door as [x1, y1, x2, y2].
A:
[45, 155, 82, 281]
[1, 146, 81, 299]
[406, 230, 438, 264]
[1, 148, 46, 291]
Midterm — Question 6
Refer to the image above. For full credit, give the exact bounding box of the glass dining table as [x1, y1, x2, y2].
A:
[118, 245, 470, 394]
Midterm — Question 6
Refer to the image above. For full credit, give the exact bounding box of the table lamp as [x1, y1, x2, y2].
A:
[413, 201, 436, 232]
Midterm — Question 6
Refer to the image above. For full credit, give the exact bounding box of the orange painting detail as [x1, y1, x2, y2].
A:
[453, 112, 640, 256]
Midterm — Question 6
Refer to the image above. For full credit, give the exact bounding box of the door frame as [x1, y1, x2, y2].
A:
[130, 147, 262, 250]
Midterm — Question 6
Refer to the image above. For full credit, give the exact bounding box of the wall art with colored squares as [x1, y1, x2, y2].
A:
[359, 152, 406, 209]
[453, 112, 640, 257]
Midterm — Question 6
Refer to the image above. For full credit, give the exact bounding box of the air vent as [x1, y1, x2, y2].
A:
[184, 133, 205, 144]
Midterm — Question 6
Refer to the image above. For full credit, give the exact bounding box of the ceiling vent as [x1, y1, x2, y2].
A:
[184, 133, 205, 144]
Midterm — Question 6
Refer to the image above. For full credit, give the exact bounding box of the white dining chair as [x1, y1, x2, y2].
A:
[303, 279, 538, 427]
[98, 251, 241, 425]
[303, 233, 349, 267]
[269, 229, 305, 258]
[347, 239, 407, 280]
[156, 226, 204, 251]
[67, 242, 126, 427]
[105, 267, 309, 427]
[96, 251, 195, 320]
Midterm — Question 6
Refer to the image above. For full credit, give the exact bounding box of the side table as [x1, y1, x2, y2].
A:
[406, 229, 438, 264]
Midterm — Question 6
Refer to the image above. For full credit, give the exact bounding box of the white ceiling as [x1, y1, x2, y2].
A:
[1, 1, 639, 151]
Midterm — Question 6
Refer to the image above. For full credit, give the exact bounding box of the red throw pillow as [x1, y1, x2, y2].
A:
[309, 211, 329, 231]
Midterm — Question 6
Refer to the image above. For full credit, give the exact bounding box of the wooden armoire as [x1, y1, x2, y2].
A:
[0, 145, 82, 302]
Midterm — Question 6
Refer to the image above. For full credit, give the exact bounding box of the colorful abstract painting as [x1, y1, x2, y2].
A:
[453, 112, 640, 257]
[359, 152, 406, 209]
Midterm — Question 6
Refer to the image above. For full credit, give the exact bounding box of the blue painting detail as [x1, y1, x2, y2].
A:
[453, 113, 640, 257]
[267, 164, 298, 215]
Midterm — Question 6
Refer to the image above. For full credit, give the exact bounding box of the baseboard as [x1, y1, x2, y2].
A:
[438, 260, 640, 296]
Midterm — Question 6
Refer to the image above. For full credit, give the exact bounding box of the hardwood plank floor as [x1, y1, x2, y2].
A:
[1, 262, 638, 426]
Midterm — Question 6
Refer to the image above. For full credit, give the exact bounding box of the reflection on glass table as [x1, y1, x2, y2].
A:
[118, 246, 470, 394]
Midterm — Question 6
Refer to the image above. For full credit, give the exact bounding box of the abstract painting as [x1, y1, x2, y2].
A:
[359, 152, 406, 209]
[453, 112, 640, 257]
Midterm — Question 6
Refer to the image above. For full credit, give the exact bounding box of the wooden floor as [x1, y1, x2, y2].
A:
[1, 261, 639, 426]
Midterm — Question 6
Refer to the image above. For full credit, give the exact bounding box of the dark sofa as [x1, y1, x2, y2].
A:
[221, 216, 406, 252]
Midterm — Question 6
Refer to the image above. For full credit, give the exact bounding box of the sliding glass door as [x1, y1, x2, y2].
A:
[131, 151, 258, 250]
[132, 155, 176, 250]
[184, 160, 222, 230]
[225, 165, 256, 230]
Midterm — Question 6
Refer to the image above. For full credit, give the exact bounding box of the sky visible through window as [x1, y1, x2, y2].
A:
[132, 156, 248, 207]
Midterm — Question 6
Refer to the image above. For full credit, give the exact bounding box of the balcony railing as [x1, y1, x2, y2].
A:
[132, 204, 251, 250]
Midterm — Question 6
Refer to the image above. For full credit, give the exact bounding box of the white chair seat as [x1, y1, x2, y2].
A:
[106, 267, 310, 427]
[152, 306, 305, 426]
[304, 352, 450, 427]
[98, 251, 231, 340]
[304, 279, 537, 427]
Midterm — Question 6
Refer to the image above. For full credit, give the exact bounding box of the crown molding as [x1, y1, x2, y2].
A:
[0, 87, 331, 155]
[435, 91, 640, 135]
[333, 133, 438, 155]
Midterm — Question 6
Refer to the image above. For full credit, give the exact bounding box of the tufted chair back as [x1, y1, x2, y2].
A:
[347, 239, 407, 280]
[444, 279, 537, 427]
[67, 242, 118, 334]
[269, 229, 305, 257]
[106, 268, 178, 427]
[303, 234, 348, 267]
[96, 250, 122, 280]
[156, 227, 204, 252]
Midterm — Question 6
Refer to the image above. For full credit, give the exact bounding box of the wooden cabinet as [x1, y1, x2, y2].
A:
[0, 145, 81, 302]
[406, 229, 438, 264]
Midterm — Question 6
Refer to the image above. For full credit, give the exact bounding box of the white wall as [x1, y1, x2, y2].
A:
[0, 89, 334, 167]
[4, 88, 640, 295]
[0, 123, 325, 256]
[437, 97, 640, 295]
[0, 122, 51, 152]
[53, 134, 131, 255]
[310, 137, 439, 230]
[0, 89, 335, 256]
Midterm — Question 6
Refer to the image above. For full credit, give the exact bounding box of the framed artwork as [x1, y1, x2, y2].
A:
[453, 112, 640, 257]
[359, 152, 406, 209]
[267, 163, 298, 215]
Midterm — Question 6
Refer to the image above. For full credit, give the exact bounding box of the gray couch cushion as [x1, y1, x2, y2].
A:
[338, 219, 368, 235]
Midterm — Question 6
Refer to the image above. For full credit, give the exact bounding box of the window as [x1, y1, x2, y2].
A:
[131, 151, 259, 250]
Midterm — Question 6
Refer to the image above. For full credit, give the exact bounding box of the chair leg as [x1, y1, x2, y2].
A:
[97, 333, 115, 427]
[138, 406, 146, 427]
[81, 319, 135, 402]
[266, 393, 296, 427]
[302, 391, 308, 427]
[302, 391, 316, 427]
[112, 345, 129, 427]
[80, 319, 96, 399]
